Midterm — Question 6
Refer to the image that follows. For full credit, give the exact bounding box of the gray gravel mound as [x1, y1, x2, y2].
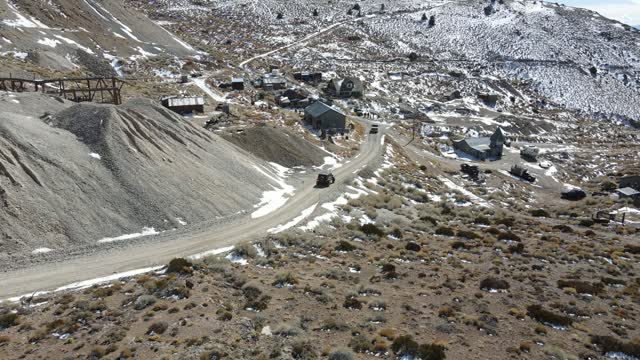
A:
[222, 126, 326, 168]
[0, 93, 273, 259]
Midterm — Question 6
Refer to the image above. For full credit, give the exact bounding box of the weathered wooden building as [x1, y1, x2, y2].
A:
[160, 96, 205, 115]
[304, 101, 346, 130]
[294, 72, 323, 83]
[231, 78, 245, 90]
[326, 77, 364, 98]
[452, 127, 507, 161]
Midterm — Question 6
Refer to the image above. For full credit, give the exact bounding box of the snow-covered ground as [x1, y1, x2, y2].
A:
[251, 162, 295, 219]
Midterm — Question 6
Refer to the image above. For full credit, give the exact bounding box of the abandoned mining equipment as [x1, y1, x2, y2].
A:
[460, 163, 481, 181]
[510, 164, 536, 183]
[561, 188, 587, 201]
[316, 173, 336, 188]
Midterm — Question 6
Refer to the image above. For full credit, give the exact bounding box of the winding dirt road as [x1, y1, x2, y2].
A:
[0, 125, 386, 300]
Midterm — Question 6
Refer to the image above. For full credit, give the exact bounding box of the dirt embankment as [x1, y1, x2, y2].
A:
[221, 126, 327, 168]
[0, 93, 273, 260]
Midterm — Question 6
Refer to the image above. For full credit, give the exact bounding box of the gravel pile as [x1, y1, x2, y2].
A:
[0, 94, 273, 260]
[222, 126, 326, 168]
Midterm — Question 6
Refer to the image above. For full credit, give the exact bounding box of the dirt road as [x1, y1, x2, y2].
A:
[0, 125, 386, 299]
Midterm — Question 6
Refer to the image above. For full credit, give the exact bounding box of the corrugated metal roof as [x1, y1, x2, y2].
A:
[232, 78, 244, 83]
[167, 97, 205, 107]
[305, 101, 345, 118]
[617, 187, 640, 196]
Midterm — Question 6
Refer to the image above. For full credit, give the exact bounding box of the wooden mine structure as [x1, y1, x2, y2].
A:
[0, 76, 124, 105]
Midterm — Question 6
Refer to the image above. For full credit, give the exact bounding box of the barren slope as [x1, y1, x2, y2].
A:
[0, 0, 195, 71]
[0, 93, 274, 259]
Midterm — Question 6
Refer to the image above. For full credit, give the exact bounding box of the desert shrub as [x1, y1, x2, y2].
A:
[601, 277, 626, 286]
[234, 242, 258, 258]
[508, 243, 525, 254]
[89, 346, 106, 359]
[166, 258, 193, 275]
[336, 241, 357, 252]
[0, 313, 19, 329]
[557, 280, 604, 295]
[134, 295, 156, 310]
[321, 318, 349, 331]
[600, 180, 617, 192]
[417, 343, 446, 360]
[46, 318, 79, 334]
[579, 218, 595, 227]
[474, 215, 491, 225]
[292, 341, 316, 359]
[591, 335, 640, 358]
[328, 349, 354, 360]
[273, 323, 300, 337]
[421, 216, 438, 225]
[451, 241, 472, 250]
[456, 230, 479, 239]
[552, 224, 574, 233]
[146, 321, 168, 335]
[343, 296, 363, 310]
[217, 311, 232, 321]
[530, 209, 550, 217]
[200, 350, 224, 360]
[497, 231, 521, 242]
[480, 278, 510, 291]
[405, 241, 421, 252]
[623, 245, 640, 254]
[526, 305, 573, 327]
[360, 223, 385, 237]
[242, 283, 271, 311]
[0, 335, 9, 344]
[391, 335, 419, 356]
[435, 226, 455, 236]
[101, 328, 126, 345]
[494, 217, 515, 227]
[350, 334, 372, 352]
[272, 273, 298, 288]
[54, 293, 75, 305]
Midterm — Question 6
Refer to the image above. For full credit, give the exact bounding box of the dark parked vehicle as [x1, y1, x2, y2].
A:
[369, 124, 379, 134]
[561, 188, 587, 201]
[316, 173, 335, 188]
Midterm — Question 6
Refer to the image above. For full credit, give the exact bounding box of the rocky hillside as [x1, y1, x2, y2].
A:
[0, 93, 275, 260]
[0, 0, 195, 72]
[127, 0, 640, 124]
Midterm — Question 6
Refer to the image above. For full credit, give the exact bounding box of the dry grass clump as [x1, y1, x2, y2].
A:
[241, 282, 271, 311]
[0, 313, 19, 330]
[526, 304, 573, 327]
[591, 335, 640, 358]
[146, 321, 168, 335]
[335, 240, 357, 252]
[557, 279, 604, 296]
[435, 226, 455, 236]
[360, 223, 384, 237]
[343, 295, 363, 310]
[479, 278, 510, 291]
[272, 272, 298, 288]
[391, 335, 446, 360]
[166, 258, 193, 275]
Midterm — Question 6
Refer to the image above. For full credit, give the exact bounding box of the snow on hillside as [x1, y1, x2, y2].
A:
[0, 0, 195, 71]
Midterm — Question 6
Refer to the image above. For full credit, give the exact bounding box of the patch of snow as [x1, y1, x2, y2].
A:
[31, 248, 53, 254]
[439, 177, 491, 208]
[89, 153, 101, 160]
[251, 162, 295, 219]
[268, 203, 318, 233]
[55, 266, 163, 292]
[37, 38, 61, 48]
[189, 245, 234, 260]
[97, 227, 159, 244]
